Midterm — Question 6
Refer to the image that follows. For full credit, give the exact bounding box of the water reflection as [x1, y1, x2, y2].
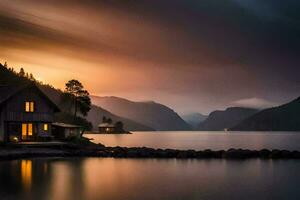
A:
[85, 131, 300, 150]
[21, 160, 32, 191]
[0, 158, 299, 200]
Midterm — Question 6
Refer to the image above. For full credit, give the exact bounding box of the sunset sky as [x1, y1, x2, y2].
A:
[0, 0, 299, 114]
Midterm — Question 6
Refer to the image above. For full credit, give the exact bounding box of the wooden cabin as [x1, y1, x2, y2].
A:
[98, 123, 116, 134]
[0, 83, 60, 143]
[52, 122, 82, 140]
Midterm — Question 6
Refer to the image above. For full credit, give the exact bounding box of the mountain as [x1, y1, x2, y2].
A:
[0, 63, 152, 131]
[231, 97, 300, 131]
[181, 113, 207, 129]
[91, 96, 191, 131]
[197, 107, 259, 131]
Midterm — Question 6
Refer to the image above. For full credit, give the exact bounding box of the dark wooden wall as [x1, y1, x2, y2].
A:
[2, 86, 55, 122]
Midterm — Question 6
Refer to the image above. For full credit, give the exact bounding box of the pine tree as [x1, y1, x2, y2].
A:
[19, 68, 25, 77]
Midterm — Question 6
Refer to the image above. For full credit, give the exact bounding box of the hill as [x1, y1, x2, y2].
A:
[197, 107, 259, 131]
[181, 113, 207, 129]
[91, 96, 191, 131]
[231, 97, 300, 131]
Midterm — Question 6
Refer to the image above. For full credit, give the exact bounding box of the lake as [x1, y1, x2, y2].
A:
[0, 158, 299, 200]
[85, 131, 300, 151]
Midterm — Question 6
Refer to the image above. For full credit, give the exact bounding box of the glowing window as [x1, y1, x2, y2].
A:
[25, 102, 34, 112]
[43, 124, 48, 131]
[28, 124, 33, 136]
[30, 102, 34, 112]
[25, 102, 30, 112]
[22, 124, 27, 138]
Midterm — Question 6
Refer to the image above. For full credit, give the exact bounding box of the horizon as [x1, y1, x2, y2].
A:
[1, 0, 299, 114]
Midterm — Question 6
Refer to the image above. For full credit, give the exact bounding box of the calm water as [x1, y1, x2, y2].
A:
[0, 158, 299, 200]
[85, 131, 300, 150]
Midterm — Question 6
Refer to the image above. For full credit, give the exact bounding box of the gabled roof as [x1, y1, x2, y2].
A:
[0, 82, 60, 112]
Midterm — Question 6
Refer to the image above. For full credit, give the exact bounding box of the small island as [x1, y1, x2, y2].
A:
[96, 117, 131, 134]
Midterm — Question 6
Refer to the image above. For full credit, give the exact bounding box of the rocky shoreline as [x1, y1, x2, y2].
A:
[0, 143, 300, 160]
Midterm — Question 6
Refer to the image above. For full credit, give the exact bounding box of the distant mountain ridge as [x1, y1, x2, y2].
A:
[181, 113, 207, 129]
[91, 96, 191, 131]
[197, 107, 259, 131]
[231, 97, 300, 131]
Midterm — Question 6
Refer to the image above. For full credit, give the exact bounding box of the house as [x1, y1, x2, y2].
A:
[0, 83, 60, 142]
[52, 122, 82, 140]
[98, 123, 116, 133]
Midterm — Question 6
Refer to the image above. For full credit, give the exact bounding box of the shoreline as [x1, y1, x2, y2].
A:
[0, 143, 300, 160]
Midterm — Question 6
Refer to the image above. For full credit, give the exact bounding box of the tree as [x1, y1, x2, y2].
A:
[115, 121, 124, 133]
[65, 79, 91, 118]
[107, 118, 112, 124]
[102, 116, 107, 123]
[29, 73, 34, 81]
[19, 68, 25, 77]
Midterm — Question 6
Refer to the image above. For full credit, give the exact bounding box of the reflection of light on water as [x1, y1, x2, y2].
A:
[44, 163, 48, 174]
[21, 160, 32, 191]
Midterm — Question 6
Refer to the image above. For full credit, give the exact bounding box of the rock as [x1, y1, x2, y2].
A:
[270, 149, 281, 159]
[292, 151, 300, 159]
[259, 149, 271, 158]
[0, 145, 299, 160]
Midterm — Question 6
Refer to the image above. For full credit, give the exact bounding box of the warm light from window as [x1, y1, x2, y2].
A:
[44, 124, 48, 131]
[28, 124, 33, 136]
[30, 102, 34, 112]
[25, 102, 34, 112]
[22, 124, 27, 139]
[25, 102, 30, 112]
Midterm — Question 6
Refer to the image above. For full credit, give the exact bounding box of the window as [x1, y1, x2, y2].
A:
[25, 102, 30, 112]
[28, 124, 33, 136]
[30, 102, 34, 112]
[25, 102, 34, 112]
[22, 123, 33, 140]
[22, 124, 27, 138]
[43, 124, 48, 131]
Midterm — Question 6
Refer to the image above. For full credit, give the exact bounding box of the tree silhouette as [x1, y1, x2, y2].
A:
[107, 118, 112, 124]
[115, 121, 124, 132]
[65, 79, 91, 118]
[19, 68, 25, 77]
[29, 73, 34, 81]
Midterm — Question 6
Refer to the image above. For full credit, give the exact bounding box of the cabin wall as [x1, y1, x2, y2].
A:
[4, 86, 55, 122]
[65, 128, 81, 138]
[0, 108, 4, 141]
[37, 123, 52, 136]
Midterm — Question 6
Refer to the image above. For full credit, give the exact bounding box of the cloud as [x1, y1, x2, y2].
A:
[231, 98, 278, 109]
[0, 0, 299, 113]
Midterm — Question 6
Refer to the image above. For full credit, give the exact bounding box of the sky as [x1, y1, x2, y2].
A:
[0, 0, 299, 114]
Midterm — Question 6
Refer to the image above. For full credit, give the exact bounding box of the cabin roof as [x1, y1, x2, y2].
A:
[0, 83, 60, 112]
[52, 122, 82, 128]
[98, 123, 115, 128]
